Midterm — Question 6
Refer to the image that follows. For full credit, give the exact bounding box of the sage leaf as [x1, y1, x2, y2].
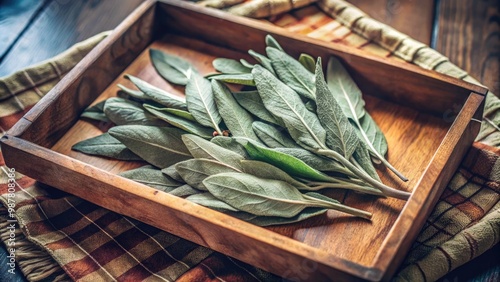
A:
[252, 121, 298, 148]
[103, 97, 165, 126]
[144, 104, 214, 139]
[81, 100, 109, 122]
[240, 59, 255, 69]
[160, 108, 196, 121]
[252, 65, 326, 150]
[326, 57, 407, 181]
[117, 84, 150, 102]
[213, 58, 252, 74]
[315, 58, 359, 158]
[182, 134, 244, 170]
[186, 72, 223, 134]
[236, 138, 332, 182]
[326, 57, 366, 121]
[233, 90, 283, 126]
[175, 158, 239, 190]
[120, 165, 181, 192]
[126, 75, 187, 110]
[204, 172, 370, 218]
[210, 73, 255, 86]
[72, 133, 142, 161]
[248, 50, 275, 75]
[353, 143, 381, 182]
[109, 125, 191, 168]
[169, 184, 201, 197]
[150, 49, 193, 85]
[265, 34, 284, 51]
[240, 160, 309, 190]
[305, 100, 317, 112]
[161, 164, 185, 183]
[299, 53, 316, 73]
[245, 207, 327, 226]
[186, 192, 239, 212]
[273, 147, 346, 173]
[212, 80, 259, 140]
[267, 47, 316, 100]
[210, 136, 249, 158]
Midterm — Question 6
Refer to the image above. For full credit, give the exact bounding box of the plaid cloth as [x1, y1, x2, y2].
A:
[1, 1, 499, 281]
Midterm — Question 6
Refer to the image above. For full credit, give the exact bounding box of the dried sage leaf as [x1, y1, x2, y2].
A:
[72, 133, 141, 161]
[267, 47, 315, 100]
[213, 58, 252, 74]
[120, 165, 181, 192]
[252, 121, 298, 148]
[150, 48, 193, 86]
[175, 158, 239, 190]
[186, 72, 223, 134]
[182, 134, 245, 170]
[109, 125, 191, 168]
[103, 97, 165, 126]
[212, 80, 258, 140]
[144, 104, 214, 139]
[126, 75, 187, 110]
[253, 65, 326, 150]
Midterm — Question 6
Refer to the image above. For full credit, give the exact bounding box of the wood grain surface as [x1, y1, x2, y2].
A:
[1, 1, 486, 280]
[348, 0, 435, 45]
[0, 0, 143, 77]
[435, 0, 499, 95]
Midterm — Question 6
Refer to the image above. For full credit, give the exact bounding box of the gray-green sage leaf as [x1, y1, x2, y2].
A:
[120, 165, 181, 192]
[186, 72, 223, 134]
[72, 133, 141, 161]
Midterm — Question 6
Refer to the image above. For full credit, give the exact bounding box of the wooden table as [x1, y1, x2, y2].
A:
[0, 0, 498, 281]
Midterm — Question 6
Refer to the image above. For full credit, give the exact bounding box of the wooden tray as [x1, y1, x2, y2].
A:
[1, 0, 487, 280]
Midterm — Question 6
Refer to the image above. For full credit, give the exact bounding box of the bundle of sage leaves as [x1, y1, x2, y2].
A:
[73, 35, 411, 226]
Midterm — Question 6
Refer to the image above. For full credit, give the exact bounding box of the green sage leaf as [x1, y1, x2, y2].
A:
[120, 165, 181, 192]
[126, 75, 187, 110]
[186, 192, 239, 212]
[212, 80, 258, 140]
[81, 100, 109, 122]
[182, 134, 244, 170]
[150, 49, 193, 86]
[161, 164, 185, 183]
[204, 172, 357, 218]
[273, 147, 345, 173]
[252, 121, 298, 148]
[175, 158, 239, 190]
[210, 136, 249, 158]
[213, 58, 252, 74]
[186, 72, 223, 133]
[315, 58, 359, 158]
[299, 53, 316, 73]
[144, 104, 213, 139]
[103, 97, 165, 126]
[209, 73, 255, 86]
[265, 34, 284, 51]
[117, 84, 150, 102]
[233, 90, 283, 126]
[240, 160, 309, 190]
[267, 47, 316, 100]
[248, 49, 275, 75]
[109, 125, 191, 168]
[72, 133, 141, 161]
[236, 138, 332, 182]
[252, 65, 326, 150]
[169, 184, 201, 197]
